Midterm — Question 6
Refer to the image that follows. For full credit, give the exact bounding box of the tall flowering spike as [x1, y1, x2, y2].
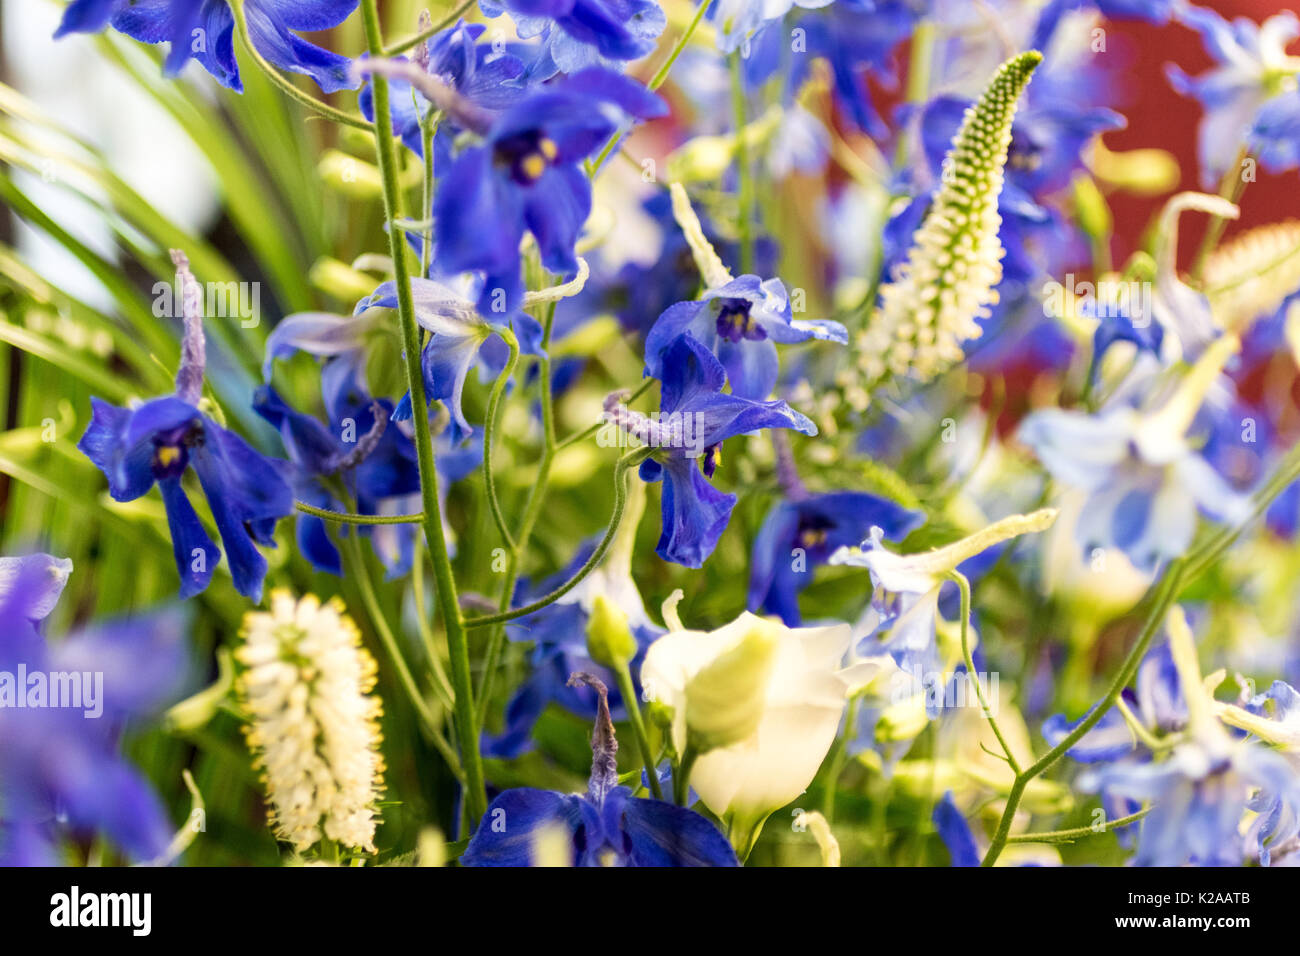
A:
[860, 51, 1042, 387]
[237, 591, 385, 854]
[1204, 220, 1300, 333]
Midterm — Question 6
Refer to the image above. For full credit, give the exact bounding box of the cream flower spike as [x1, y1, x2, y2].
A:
[669, 182, 734, 290]
[859, 51, 1041, 388]
[238, 590, 385, 854]
[831, 508, 1058, 594]
[1203, 220, 1300, 333]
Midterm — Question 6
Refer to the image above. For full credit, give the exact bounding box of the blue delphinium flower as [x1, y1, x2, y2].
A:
[355, 275, 545, 441]
[607, 333, 817, 568]
[1029, 0, 1176, 52]
[481, 0, 666, 76]
[644, 275, 847, 400]
[748, 490, 923, 626]
[1074, 609, 1300, 866]
[463, 674, 738, 866]
[0, 556, 190, 865]
[55, 0, 359, 93]
[260, 320, 483, 575]
[742, 0, 919, 138]
[359, 19, 529, 161]
[433, 67, 666, 314]
[78, 252, 293, 601]
[1250, 89, 1300, 172]
[1167, 5, 1300, 185]
[1017, 335, 1252, 573]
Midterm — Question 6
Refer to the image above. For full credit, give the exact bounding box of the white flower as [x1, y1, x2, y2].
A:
[641, 611, 881, 845]
[238, 590, 385, 853]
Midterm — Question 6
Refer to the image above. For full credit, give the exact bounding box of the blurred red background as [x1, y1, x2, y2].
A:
[1105, 0, 1300, 269]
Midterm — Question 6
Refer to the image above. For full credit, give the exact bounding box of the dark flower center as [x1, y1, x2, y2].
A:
[1007, 126, 1043, 173]
[700, 442, 722, 478]
[796, 514, 835, 551]
[151, 422, 202, 479]
[714, 297, 766, 344]
[494, 131, 558, 186]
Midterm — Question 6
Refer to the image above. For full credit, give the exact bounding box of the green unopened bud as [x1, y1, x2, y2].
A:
[684, 619, 779, 751]
[309, 257, 384, 303]
[586, 594, 637, 668]
[318, 149, 384, 199]
[1071, 174, 1112, 246]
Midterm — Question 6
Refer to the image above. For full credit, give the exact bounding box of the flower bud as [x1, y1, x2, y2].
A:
[586, 594, 638, 669]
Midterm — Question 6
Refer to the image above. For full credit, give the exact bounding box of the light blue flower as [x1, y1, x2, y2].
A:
[1017, 335, 1252, 573]
[1167, 5, 1300, 185]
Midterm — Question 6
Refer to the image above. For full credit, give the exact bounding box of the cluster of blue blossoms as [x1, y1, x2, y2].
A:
[13, 0, 1300, 867]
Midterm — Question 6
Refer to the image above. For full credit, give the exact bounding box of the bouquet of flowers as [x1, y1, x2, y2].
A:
[3, 0, 1300, 870]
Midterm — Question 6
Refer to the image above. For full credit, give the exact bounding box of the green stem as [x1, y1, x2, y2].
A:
[613, 659, 663, 800]
[1006, 807, 1152, 845]
[341, 533, 463, 782]
[360, 0, 486, 824]
[948, 571, 1020, 775]
[650, 1, 711, 91]
[821, 695, 859, 822]
[729, 50, 754, 275]
[483, 329, 521, 550]
[982, 560, 1183, 866]
[674, 744, 698, 807]
[230, 0, 370, 130]
[587, 0, 709, 175]
[473, 296, 560, 724]
[420, 112, 439, 279]
[383, 0, 479, 56]
[464, 449, 651, 630]
[295, 501, 423, 525]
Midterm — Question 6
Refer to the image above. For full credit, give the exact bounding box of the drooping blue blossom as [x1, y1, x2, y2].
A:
[610, 333, 817, 568]
[481, 0, 666, 76]
[432, 67, 666, 315]
[0, 556, 190, 866]
[1166, 6, 1300, 186]
[78, 252, 293, 601]
[644, 275, 847, 400]
[464, 674, 738, 866]
[260, 321, 482, 576]
[55, 0, 360, 93]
